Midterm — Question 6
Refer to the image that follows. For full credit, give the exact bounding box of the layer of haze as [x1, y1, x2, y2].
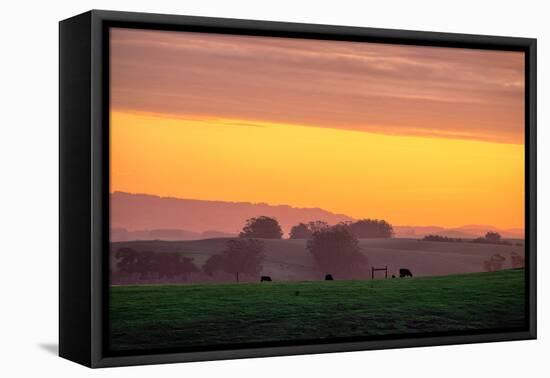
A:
[110, 28, 525, 230]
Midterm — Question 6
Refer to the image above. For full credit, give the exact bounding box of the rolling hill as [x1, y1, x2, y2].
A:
[110, 237, 525, 282]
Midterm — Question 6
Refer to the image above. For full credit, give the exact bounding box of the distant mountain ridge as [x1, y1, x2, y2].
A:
[111, 191, 353, 237]
[110, 192, 523, 240]
[111, 227, 237, 242]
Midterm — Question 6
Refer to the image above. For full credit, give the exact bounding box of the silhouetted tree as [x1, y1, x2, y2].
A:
[221, 239, 265, 282]
[422, 235, 463, 243]
[115, 248, 139, 276]
[289, 221, 330, 239]
[306, 224, 368, 279]
[346, 219, 394, 238]
[289, 223, 312, 239]
[155, 253, 198, 279]
[155, 252, 180, 278]
[134, 251, 157, 279]
[482, 253, 506, 272]
[492, 254, 506, 270]
[471, 231, 509, 245]
[203, 239, 265, 281]
[511, 252, 525, 269]
[485, 232, 501, 243]
[308, 220, 329, 233]
[175, 256, 199, 279]
[202, 254, 226, 276]
[114, 248, 199, 283]
[239, 216, 283, 239]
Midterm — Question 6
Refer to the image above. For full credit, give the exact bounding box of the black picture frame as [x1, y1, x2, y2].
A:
[59, 9, 537, 368]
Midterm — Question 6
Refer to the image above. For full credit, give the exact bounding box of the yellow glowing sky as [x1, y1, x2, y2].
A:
[109, 28, 525, 230]
[111, 111, 524, 229]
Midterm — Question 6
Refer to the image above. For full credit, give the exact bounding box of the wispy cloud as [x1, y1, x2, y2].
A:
[110, 28, 525, 144]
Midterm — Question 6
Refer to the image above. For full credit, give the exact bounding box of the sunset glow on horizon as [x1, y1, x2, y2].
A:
[110, 28, 525, 230]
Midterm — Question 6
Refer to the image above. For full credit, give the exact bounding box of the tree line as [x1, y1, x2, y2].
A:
[114, 248, 199, 280]
[423, 232, 515, 245]
[239, 216, 394, 240]
[113, 215, 388, 284]
[482, 252, 524, 272]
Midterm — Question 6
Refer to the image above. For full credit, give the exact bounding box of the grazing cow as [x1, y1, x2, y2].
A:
[325, 274, 334, 280]
[399, 268, 413, 278]
[391, 275, 396, 279]
[260, 275, 272, 282]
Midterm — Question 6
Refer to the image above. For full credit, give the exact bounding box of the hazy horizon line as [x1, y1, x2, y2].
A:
[110, 190, 524, 232]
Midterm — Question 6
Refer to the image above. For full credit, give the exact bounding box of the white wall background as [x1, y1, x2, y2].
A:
[0, 0, 547, 376]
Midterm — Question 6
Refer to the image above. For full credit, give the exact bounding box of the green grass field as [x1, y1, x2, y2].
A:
[110, 269, 525, 351]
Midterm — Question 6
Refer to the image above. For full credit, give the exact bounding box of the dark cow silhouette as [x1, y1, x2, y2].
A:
[260, 275, 272, 282]
[391, 275, 396, 278]
[399, 268, 413, 278]
[325, 274, 334, 280]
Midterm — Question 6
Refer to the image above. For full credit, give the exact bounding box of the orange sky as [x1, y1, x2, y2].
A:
[109, 28, 525, 229]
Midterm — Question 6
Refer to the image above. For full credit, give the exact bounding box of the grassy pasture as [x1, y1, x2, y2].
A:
[110, 269, 525, 351]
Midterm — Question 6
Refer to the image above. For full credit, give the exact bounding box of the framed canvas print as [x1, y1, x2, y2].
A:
[59, 10, 537, 368]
